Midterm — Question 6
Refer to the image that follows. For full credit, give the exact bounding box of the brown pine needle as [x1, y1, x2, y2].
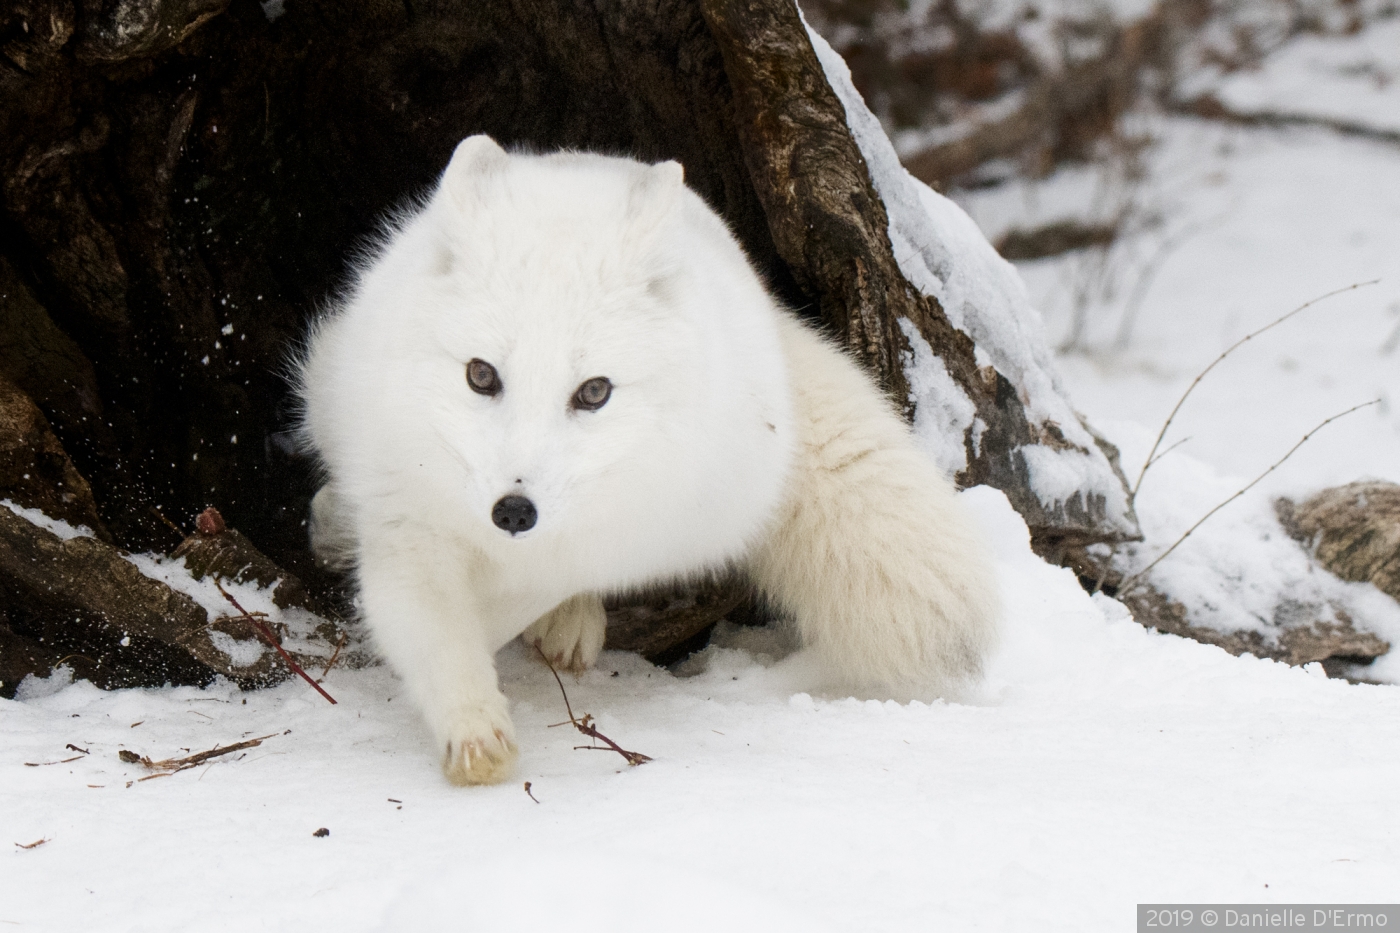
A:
[15, 839, 48, 850]
[22, 755, 85, 767]
[536, 646, 651, 768]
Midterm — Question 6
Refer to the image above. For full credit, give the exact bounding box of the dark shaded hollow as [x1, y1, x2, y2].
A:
[0, 0, 804, 582]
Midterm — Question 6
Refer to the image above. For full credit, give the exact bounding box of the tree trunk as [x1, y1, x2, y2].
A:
[1, 0, 1138, 683]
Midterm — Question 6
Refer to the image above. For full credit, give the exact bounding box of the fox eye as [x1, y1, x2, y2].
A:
[571, 377, 612, 411]
[467, 359, 501, 396]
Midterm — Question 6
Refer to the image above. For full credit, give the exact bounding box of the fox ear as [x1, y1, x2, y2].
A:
[442, 135, 508, 207]
[628, 160, 685, 234]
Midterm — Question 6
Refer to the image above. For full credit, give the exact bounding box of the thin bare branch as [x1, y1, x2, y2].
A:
[212, 578, 337, 705]
[1120, 399, 1380, 594]
[1144, 435, 1191, 471]
[1132, 280, 1378, 501]
[319, 631, 348, 681]
[536, 646, 651, 768]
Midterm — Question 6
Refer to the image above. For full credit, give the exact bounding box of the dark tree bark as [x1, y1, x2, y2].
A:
[1, 0, 1137, 683]
[0, 504, 280, 696]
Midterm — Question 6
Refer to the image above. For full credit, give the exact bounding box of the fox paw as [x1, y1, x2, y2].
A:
[439, 707, 519, 786]
[523, 593, 607, 673]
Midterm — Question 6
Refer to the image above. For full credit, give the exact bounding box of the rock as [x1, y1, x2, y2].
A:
[1277, 482, 1400, 603]
[173, 507, 332, 615]
[171, 506, 347, 648]
[76, 0, 232, 63]
[0, 255, 109, 454]
[0, 617, 64, 699]
[604, 576, 753, 665]
[1119, 584, 1389, 674]
[0, 373, 109, 538]
[0, 505, 288, 689]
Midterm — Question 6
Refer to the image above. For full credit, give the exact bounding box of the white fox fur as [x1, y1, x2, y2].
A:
[298, 136, 997, 785]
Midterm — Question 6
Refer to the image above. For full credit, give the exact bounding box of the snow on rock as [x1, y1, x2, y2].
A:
[4, 487, 1398, 930]
[898, 318, 976, 476]
[2, 499, 94, 541]
[1, 499, 336, 673]
[123, 550, 336, 664]
[1105, 418, 1400, 677]
[952, 98, 1400, 666]
[805, 23, 1134, 534]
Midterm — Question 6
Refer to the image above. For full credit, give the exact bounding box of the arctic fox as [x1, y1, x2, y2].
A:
[299, 136, 998, 785]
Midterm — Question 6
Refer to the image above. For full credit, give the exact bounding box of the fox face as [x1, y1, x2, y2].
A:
[302, 137, 794, 590]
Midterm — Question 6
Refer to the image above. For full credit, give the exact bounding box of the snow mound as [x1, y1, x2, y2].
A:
[1104, 419, 1400, 681]
[805, 23, 1134, 534]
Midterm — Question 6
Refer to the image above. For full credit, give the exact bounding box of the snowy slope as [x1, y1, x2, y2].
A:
[1210, 19, 1400, 135]
[806, 22, 1138, 536]
[953, 111, 1400, 655]
[5, 489, 1398, 932]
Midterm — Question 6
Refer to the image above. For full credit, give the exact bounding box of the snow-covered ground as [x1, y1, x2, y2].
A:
[957, 118, 1400, 488]
[954, 110, 1400, 657]
[6, 19, 1400, 932]
[6, 489, 1399, 932]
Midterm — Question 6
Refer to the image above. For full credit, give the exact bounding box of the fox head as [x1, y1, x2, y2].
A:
[301, 136, 794, 589]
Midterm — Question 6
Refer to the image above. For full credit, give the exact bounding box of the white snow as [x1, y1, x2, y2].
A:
[4, 18, 1400, 930]
[1212, 20, 1400, 135]
[807, 21, 1137, 536]
[5, 488, 1398, 931]
[2, 500, 94, 541]
[952, 42, 1400, 665]
[898, 317, 976, 476]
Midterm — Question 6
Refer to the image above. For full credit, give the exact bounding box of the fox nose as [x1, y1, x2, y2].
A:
[491, 495, 537, 535]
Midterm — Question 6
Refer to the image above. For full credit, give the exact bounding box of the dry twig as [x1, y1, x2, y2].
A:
[118, 732, 280, 776]
[1131, 280, 1378, 501]
[150, 507, 186, 537]
[536, 647, 651, 768]
[319, 631, 348, 681]
[212, 578, 337, 705]
[1119, 400, 1381, 595]
[22, 755, 85, 767]
[15, 839, 47, 850]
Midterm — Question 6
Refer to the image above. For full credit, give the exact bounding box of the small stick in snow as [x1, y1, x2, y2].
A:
[319, 631, 348, 681]
[536, 646, 652, 768]
[524, 781, 540, 803]
[1119, 399, 1381, 595]
[15, 839, 47, 850]
[22, 756, 86, 767]
[212, 577, 337, 705]
[118, 732, 280, 776]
